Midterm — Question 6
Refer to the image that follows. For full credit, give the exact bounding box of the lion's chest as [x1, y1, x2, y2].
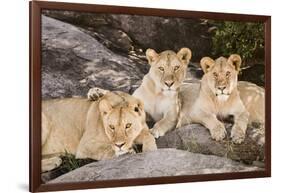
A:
[214, 99, 238, 119]
[146, 92, 177, 122]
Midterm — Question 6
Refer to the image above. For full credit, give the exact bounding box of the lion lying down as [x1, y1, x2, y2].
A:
[178, 54, 265, 144]
[41, 91, 157, 172]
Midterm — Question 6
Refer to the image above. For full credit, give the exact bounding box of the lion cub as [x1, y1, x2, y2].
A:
[178, 54, 265, 144]
[42, 91, 157, 172]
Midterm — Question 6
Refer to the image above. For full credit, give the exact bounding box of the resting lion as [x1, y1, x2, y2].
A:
[178, 54, 265, 144]
[42, 91, 157, 172]
[133, 48, 192, 138]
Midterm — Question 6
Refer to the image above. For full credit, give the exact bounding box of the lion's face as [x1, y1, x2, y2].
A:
[200, 54, 242, 102]
[146, 48, 192, 94]
[99, 97, 144, 156]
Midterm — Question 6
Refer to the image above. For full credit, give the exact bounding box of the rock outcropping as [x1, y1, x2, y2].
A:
[42, 15, 148, 99]
[157, 124, 264, 164]
[49, 149, 260, 183]
[43, 10, 213, 61]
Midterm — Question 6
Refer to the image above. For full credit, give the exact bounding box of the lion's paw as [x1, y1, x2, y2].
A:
[210, 123, 226, 141]
[231, 124, 246, 144]
[87, 87, 108, 101]
[145, 143, 158, 151]
[143, 140, 157, 152]
[128, 148, 137, 154]
[150, 127, 166, 139]
[42, 157, 62, 172]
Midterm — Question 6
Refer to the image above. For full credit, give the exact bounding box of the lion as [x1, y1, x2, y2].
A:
[178, 54, 265, 144]
[132, 48, 192, 138]
[41, 91, 157, 172]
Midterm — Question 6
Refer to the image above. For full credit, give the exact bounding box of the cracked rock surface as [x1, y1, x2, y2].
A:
[48, 149, 260, 183]
[42, 15, 148, 99]
[156, 124, 265, 164]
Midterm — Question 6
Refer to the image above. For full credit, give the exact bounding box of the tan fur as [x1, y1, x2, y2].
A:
[42, 91, 157, 172]
[178, 55, 264, 144]
[133, 48, 192, 138]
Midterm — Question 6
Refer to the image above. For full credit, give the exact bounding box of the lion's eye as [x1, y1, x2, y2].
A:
[125, 123, 132, 129]
[109, 125, 115, 130]
[226, 71, 231, 77]
[174, 66, 180, 71]
[158, 67, 164, 72]
[213, 72, 218, 78]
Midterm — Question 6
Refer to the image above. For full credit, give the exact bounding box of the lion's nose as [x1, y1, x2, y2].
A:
[218, 86, 226, 91]
[165, 81, 174, 88]
[115, 142, 125, 149]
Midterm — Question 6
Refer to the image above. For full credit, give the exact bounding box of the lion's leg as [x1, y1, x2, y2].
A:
[151, 116, 177, 138]
[151, 118, 177, 138]
[87, 87, 109, 101]
[191, 111, 227, 141]
[41, 156, 62, 172]
[41, 113, 50, 146]
[231, 110, 249, 144]
[176, 112, 191, 128]
[76, 132, 115, 160]
[41, 113, 62, 172]
[150, 107, 178, 138]
[135, 128, 157, 152]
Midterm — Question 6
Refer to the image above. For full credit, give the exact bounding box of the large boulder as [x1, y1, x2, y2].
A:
[48, 149, 261, 183]
[157, 123, 265, 164]
[41, 15, 203, 99]
[42, 15, 148, 99]
[42, 10, 213, 61]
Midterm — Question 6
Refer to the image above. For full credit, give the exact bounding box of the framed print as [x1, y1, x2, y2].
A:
[30, 0, 271, 192]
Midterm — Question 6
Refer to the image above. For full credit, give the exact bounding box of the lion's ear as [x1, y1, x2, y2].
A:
[127, 99, 143, 116]
[133, 100, 144, 116]
[99, 99, 112, 115]
[200, 57, 215, 73]
[146, 49, 159, 64]
[137, 100, 144, 111]
[177, 47, 192, 65]
[228, 54, 242, 71]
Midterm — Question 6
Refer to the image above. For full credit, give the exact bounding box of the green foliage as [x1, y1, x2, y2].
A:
[61, 152, 80, 171]
[211, 21, 264, 65]
[60, 151, 95, 172]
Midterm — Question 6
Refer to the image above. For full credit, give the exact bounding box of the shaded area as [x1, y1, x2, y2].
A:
[42, 15, 148, 99]
[41, 154, 96, 183]
[42, 10, 213, 61]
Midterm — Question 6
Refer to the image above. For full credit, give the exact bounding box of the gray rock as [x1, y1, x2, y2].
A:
[48, 149, 261, 183]
[110, 15, 212, 61]
[42, 15, 148, 99]
[156, 124, 265, 164]
[42, 10, 213, 61]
